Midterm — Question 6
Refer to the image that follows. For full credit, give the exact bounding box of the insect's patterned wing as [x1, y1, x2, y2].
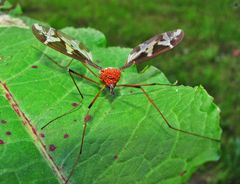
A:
[32, 23, 102, 69]
[121, 29, 184, 69]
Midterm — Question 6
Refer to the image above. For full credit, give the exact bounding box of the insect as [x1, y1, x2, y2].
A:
[32, 23, 219, 183]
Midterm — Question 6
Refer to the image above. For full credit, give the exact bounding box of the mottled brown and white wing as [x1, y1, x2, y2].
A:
[121, 29, 184, 69]
[32, 23, 101, 69]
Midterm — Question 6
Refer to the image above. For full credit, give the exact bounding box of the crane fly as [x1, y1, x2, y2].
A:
[32, 23, 220, 184]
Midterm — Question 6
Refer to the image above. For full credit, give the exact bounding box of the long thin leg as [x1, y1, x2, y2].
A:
[41, 69, 101, 130]
[117, 81, 178, 88]
[81, 61, 99, 79]
[32, 46, 73, 69]
[33, 46, 101, 100]
[66, 85, 106, 184]
[69, 69, 101, 86]
[119, 85, 220, 142]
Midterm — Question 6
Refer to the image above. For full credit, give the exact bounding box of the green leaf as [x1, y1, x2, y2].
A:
[0, 87, 59, 184]
[0, 22, 221, 184]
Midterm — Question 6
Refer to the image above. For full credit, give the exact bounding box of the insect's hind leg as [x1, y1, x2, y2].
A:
[117, 81, 178, 88]
[118, 84, 220, 142]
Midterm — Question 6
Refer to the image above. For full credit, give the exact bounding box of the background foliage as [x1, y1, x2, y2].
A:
[2, 0, 240, 183]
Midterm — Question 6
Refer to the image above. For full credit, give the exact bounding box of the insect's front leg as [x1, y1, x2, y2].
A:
[65, 85, 106, 184]
[66, 68, 103, 116]
[41, 69, 101, 130]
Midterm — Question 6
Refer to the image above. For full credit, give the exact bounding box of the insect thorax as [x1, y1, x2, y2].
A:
[100, 67, 121, 87]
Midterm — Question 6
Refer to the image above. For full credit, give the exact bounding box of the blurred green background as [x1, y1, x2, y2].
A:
[9, 0, 240, 183]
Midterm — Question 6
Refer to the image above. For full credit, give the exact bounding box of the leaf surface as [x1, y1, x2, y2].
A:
[0, 24, 221, 184]
[0, 86, 59, 184]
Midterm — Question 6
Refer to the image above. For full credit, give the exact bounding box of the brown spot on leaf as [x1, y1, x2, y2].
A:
[5, 131, 11, 136]
[1, 120, 7, 124]
[49, 144, 57, 152]
[31, 127, 37, 135]
[0, 139, 5, 144]
[84, 115, 92, 123]
[64, 134, 69, 139]
[31, 65, 38, 69]
[72, 102, 79, 107]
